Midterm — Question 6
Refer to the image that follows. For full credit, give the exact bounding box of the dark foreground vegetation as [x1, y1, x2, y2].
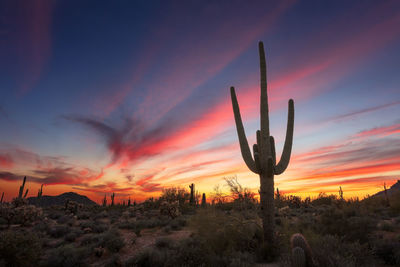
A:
[1, 178, 400, 267]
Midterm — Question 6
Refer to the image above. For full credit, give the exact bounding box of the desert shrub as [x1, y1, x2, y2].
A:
[165, 237, 215, 266]
[311, 234, 376, 267]
[77, 211, 91, 220]
[168, 217, 186, 230]
[380, 221, 395, 232]
[10, 205, 43, 226]
[80, 234, 101, 246]
[64, 228, 83, 242]
[162, 225, 172, 234]
[372, 237, 400, 265]
[43, 244, 90, 267]
[48, 225, 70, 238]
[189, 208, 262, 255]
[105, 255, 123, 267]
[228, 252, 255, 267]
[98, 228, 125, 253]
[160, 187, 190, 206]
[47, 208, 64, 220]
[0, 230, 42, 266]
[33, 220, 49, 232]
[155, 237, 173, 249]
[317, 207, 375, 243]
[79, 220, 108, 233]
[312, 193, 337, 206]
[389, 191, 400, 214]
[126, 247, 168, 267]
[57, 215, 71, 224]
[0, 217, 7, 225]
[117, 219, 136, 230]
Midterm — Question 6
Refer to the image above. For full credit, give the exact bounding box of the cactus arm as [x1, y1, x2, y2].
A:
[253, 144, 261, 172]
[270, 136, 276, 166]
[259, 42, 270, 136]
[19, 176, 26, 198]
[230, 86, 258, 173]
[275, 99, 294, 175]
[24, 189, 29, 198]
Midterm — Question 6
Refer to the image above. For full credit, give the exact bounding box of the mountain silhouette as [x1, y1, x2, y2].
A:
[372, 180, 400, 197]
[28, 192, 97, 207]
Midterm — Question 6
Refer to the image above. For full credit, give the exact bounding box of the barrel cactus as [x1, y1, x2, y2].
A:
[290, 233, 314, 267]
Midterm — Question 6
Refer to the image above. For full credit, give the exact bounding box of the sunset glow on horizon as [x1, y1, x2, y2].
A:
[1, 1, 399, 203]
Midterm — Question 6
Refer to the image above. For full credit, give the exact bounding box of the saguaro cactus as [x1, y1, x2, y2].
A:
[230, 42, 294, 245]
[37, 184, 44, 199]
[18, 176, 29, 199]
[111, 192, 115, 206]
[189, 183, 195, 205]
[102, 194, 107, 207]
[201, 193, 206, 207]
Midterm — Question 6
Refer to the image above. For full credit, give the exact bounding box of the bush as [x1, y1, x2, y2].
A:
[126, 247, 168, 267]
[373, 238, 400, 265]
[98, 228, 125, 253]
[155, 237, 173, 249]
[79, 220, 108, 233]
[48, 225, 70, 238]
[64, 229, 83, 242]
[311, 234, 376, 267]
[43, 244, 90, 267]
[312, 193, 337, 206]
[0, 230, 42, 266]
[189, 208, 262, 255]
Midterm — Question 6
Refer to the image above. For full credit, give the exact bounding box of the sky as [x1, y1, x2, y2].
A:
[0, 0, 399, 203]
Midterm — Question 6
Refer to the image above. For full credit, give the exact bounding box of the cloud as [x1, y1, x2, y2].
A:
[0, 154, 13, 168]
[62, 115, 138, 163]
[0, 167, 103, 186]
[327, 101, 400, 122]
[355, 123, 400, 138]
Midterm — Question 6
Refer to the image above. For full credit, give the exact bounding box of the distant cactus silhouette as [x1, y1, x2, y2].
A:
[189, 183, 195, 205]
[37, 184, 43, 199]
[128, 197, 131, 206]
[111, 192, 115, 206]
[230, 42, 294, 245]
[338, 186, 344, 201]
[18, 176, 29, 199]
[102, 194, 107, 207]
[201, 193, 206, 207]
[290, 233, 314, 267]
[0, 192, 4, 203]
[384, 182, 390, 206]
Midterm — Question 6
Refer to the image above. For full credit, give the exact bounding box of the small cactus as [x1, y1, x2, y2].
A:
[128, 197, 131, 207]
[201, 193, 206, 207]
[384, 182, 390, 206]
[37, 184, 43, 199]
[292, 247, 306, 267]
[111, 192, 115, 206]
[189, 184, 195, 205]
[102, 194, 107, 207]
[339, 186, 344, 201]
[160, 200, 180, 218]
[18, 176, 29, 199]
[290, 233, 314, 267]
[0, 192, 4, 203]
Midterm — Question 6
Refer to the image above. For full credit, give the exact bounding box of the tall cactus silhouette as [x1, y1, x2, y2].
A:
[230, 42, 294, 245]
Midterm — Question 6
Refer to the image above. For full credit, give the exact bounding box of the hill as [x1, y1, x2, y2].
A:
[28, 192, 97, 207]
[372, 180, 400, 197]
